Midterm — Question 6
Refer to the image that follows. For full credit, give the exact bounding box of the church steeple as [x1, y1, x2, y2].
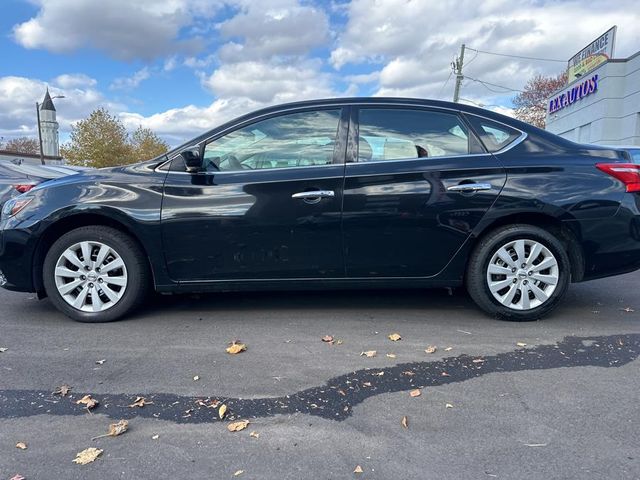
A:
[40, 88, 57, 112]
[39, 88, 60, 157]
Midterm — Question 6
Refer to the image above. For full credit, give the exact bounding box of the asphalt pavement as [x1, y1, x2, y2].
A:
[1, 273, 639, 479]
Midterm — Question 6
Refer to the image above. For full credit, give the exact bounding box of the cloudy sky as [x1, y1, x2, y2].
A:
[1, 0, 639, 146]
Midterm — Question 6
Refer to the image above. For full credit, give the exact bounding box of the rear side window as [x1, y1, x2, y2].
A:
[357, 108, 473, 162]
[464, 115, 521, 153]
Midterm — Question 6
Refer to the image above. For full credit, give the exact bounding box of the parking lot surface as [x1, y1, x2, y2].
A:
[1, 274, 639, 479]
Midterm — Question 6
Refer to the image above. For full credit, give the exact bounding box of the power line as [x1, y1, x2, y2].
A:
[466, 47, 565, 63]
[438, 70, 453, 98]
[465, 76, 523, 94]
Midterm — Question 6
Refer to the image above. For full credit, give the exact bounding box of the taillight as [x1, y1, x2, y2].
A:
[596, 163, 640, 192]
[14, 184, 35, 193]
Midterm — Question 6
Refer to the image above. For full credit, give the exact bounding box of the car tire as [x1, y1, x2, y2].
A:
[465, 224, 571, 321]
[42, 226, 150, 322]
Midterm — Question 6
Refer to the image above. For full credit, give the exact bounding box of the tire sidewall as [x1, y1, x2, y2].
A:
[469, 226, 570, 321]
[43, 227, 145, 323]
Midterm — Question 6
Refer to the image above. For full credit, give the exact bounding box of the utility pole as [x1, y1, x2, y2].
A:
[452, 43, 465, 103]
[36, 102, 45, 165]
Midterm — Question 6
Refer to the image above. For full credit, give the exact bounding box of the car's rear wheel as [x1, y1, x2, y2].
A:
[43, 226, 149, 322]
[465, 224, 571, 321]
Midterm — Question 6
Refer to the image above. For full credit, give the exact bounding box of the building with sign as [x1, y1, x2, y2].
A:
[545, 50, 640, 146]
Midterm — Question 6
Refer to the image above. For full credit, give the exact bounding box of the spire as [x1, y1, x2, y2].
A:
[40, 88, 56, 112]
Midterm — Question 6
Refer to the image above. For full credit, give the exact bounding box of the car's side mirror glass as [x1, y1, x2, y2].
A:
[179, 150, 201, 172]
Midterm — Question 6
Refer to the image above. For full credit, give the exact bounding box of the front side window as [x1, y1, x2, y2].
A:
[357, 108, 471, 162]
[202, 109, 341, 171]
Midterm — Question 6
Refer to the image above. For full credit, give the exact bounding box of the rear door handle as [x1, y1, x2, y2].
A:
[291, 190, 335, 200]
[447, 183, 492, 193]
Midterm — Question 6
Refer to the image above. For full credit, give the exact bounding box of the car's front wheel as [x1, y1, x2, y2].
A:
[43, 226, 149, 322]
[465, 224, 571, 321]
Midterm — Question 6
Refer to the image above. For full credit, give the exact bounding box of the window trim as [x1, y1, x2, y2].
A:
[352, 105, 485, 164]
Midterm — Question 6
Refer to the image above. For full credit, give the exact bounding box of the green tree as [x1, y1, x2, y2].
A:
[61, 108, 132, 167]
[513, 72, 567, 128]
[130, 125, 169, 161]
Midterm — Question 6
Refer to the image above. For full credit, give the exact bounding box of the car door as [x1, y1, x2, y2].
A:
[161, 107, 348, 282]
[342, 106, 508, 278]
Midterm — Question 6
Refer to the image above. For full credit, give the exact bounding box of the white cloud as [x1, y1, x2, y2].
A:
[13, 0, 223, 61]
[52, 73, 97, 89]
[0, 75, 122, 139]
[109, 68, 151, 91]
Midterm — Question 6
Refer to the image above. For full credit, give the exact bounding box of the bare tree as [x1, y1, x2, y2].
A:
[4, 137, 40, 154]
[513, 72, 567, 128]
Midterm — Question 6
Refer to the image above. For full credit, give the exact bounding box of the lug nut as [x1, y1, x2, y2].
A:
[511, 268, 516, 273]
[88, 283, 94, 288]
[528, 271, 533, 276]
[513, 279, 517, 283]
[523, 280, 528, 285]
[98, 278, 103, 283]
[85, 266, 90, 271]
[81, 275, 86, 280]
[521, 264, 526, 268]
[96, 268, 100, 273]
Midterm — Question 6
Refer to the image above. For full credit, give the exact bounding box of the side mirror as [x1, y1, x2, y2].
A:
[179, 149, 201, 172]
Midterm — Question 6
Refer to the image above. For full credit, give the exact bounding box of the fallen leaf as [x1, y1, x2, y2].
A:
[360, 350, 377, 357]
[401, 416, 408, 428]
[444, 347, 453, 352]
[76, 394, 98, 410]
[335, 339, 343, 345]
[362, 382, 372, 387]
[9, 475, 25, 480]
[388, 333, 402, 341]
[72, 447, 103, 465]
[193, 375, 200, 381]
[227, 420, 250, 432]
[321, 335, 334, 343]
[226, 341, 247, 355]
[15, 442, 27, 450]
[425, 345, 437, 354]
[92, 419, 129, 440]
[250, 431, 259, 439]
[402, 370, 416, 376]
[409, 389, 421, 397]
[472, 358, 484, 363]
[151, 434, 159, 440]
[95, 359, 106, 365]
[354, 465, 364, 474]
[515, 342, 528, 348]
[53, 384, 72, 396]
[374, 371, 384, 376]
[445, 403, 454, 409]
[386, 353, 397, 359]
[128, 396, 153, 408]
[218, 404, 227, 419]
[0, 347, 8, 352]
[441, 372, 450, 377]
[233, 470, 245, 477]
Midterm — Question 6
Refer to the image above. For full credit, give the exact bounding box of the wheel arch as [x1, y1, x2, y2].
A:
[470, 212, 585, 282]
[33, 212, 155, 295]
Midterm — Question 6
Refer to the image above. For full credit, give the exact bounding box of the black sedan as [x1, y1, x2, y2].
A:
[1, 97, 639, 323]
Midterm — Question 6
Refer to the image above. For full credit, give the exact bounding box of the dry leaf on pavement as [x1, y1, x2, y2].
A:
[226, 341, 247, 354]
[409, 389, 421, 397]
[95, 359, 106, 365]
[250, 431, 259, 439]
[15, 442, 27, 450]
[92, 420, 129, 440]
[0, 347, 8, 352]
[360, 350, 377, 357]
[233, 470, 245, 477]
[218, 404, 227, 419]
[444, 347, 453, 352]
[321, 335, 334, 343]
[354, 465, 364, 474]
[9, 475, 25, 480]
[445, 403, 454, 409]
[516, 342, 527, 347]
[386, 353, 396, 358]
[401, 416, 408, 428]
[193, 375, 200, 381]
[129, 396, 153, 408]
[72, 447, 103, 465]
[388, 333, 402, 341]
[53, 384, 72, 396]
[620, 307, 635, 312]
[151, 434, 159, 440]
[76, 395, 98, 410]
[227, 420, 250, 432]
[425, 345, 437, 354]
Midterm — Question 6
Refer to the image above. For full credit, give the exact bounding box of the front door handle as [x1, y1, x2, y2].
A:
[291, 190, 335, 202]
[447, 183, 492, 193]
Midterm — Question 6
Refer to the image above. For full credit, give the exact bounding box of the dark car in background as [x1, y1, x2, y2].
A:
[1, 97, 640, 323]
[0, 161, 87, 208]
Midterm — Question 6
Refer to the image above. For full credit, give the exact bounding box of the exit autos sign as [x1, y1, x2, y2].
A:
[548, 74, 598, 114]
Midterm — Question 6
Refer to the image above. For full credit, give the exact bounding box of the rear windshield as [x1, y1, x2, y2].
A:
[464, 115, 521, 153]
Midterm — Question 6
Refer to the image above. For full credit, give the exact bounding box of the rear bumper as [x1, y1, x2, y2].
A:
[572, 194, 640, 282]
